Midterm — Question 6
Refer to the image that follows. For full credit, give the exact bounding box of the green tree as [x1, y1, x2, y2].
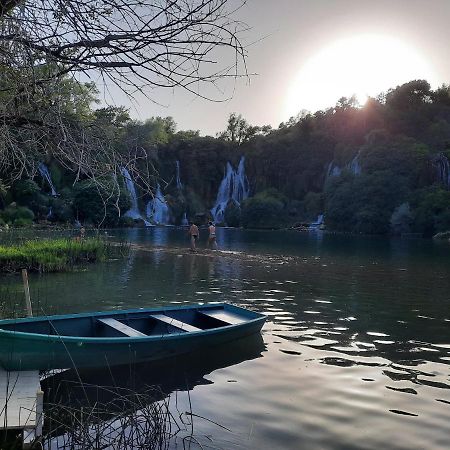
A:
[72, 179, 131, 227]
[411, 188, 450, 236]
[241, 190, 287, 229]
[218, 113, 270, 145]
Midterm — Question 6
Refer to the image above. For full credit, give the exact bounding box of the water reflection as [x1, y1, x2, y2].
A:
[43, 333, 265, 404]
[1, 229, 450, 449]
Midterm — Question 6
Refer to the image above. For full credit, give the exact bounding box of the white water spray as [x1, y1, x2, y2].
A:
[210, 156, 249, 223]
[176, 160, 183, 191]
[38, 163, 57, 196]
[146, 184, 170, 224]
[121, 168, 151, 226]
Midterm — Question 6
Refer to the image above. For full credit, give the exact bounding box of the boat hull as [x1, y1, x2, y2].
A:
[0, 303, 266, 371]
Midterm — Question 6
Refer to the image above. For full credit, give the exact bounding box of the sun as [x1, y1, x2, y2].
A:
[284, 34, 437, 118]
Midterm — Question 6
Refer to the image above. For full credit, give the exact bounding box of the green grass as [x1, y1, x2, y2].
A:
[0, 238, 110, 273]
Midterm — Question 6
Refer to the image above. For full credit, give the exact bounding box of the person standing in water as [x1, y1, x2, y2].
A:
[207, 221, 218, 249]
[188, 222, 199, 251]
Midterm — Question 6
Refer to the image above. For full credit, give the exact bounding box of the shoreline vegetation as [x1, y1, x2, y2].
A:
[1, 81, 449, 238]
[0, 238, 116, 273]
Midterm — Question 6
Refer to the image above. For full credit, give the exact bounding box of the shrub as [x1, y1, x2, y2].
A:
[13, 217, 33, 227]
[411, 188, 450, 236]
[241, 193, 287, 229]
[118, 216, 136, 227]
[49, 197, 74, 223]
[390, 203, 413, 235]
[224, 202, 241, 227]
[73, 179, 131, 227]
[11, 179, 40, 203]
[303, 191, 323, 221]
[1, 205, 35, 225]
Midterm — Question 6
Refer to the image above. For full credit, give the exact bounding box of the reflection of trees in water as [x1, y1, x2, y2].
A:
[118, 249, 137, 285]
[150, 227, 169, 247]
[212, 256, 245, 299]
[42, 335, 265, 449]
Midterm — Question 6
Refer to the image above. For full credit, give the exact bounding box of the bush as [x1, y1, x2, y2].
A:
[241, 192, 287, 229]
[302, 191, 323, 220]
[73, 179, 131, 227]
[390, 203, 413, 235]
[411, 188, 450, 236]
[1, 205, 35, 225]
[49, 197, 74, 223]
[224, 202, 241, 227]
[118, 216, 136, 227]
[325, 171, 410, 234]
[11, 179, 40, 203]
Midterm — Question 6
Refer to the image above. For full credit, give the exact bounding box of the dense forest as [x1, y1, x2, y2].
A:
[1, 76, 450, 237]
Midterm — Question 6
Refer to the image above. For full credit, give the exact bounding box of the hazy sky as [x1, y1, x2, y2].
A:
[97, 0, 450, 135]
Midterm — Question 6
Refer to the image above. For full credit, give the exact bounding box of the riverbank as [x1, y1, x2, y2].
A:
[0, 238, 112, 273]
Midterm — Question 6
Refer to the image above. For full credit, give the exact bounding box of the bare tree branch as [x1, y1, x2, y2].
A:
[0, 0, 248, 201]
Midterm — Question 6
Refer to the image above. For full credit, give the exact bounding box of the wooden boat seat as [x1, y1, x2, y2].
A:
[199, 309, 246, 325]
[149, 314, 201, 332]
[97, 318, 147, 337]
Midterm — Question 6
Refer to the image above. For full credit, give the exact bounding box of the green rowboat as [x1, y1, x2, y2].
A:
[0, 303, 266, 371]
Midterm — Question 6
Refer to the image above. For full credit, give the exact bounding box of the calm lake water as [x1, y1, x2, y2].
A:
[1, 228, 450, 449]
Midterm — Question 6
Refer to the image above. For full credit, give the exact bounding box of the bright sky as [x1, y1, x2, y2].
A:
[98, 0, 450, 135]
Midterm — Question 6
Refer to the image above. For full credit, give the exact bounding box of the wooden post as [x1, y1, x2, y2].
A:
[35, 390, 44, 437]
[21, 269, 33, 317]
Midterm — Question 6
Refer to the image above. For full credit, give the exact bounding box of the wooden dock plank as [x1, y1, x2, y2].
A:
[0, 369, 40, 430]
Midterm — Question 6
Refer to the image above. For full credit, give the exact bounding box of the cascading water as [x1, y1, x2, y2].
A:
[349, 152, 361, 175]
[309, 214, 324, 229]
[146, 184, 170, 225]
[433, 153, 450, 189]
[210, 156, 249, 224]
[176, 160, 189, 224]
[121, 168, 151, 226]
[38, 163, 57, 196]
[325, 161, 342, 185]
[325, 154, 362, 186]
[175, 160, 183, 191]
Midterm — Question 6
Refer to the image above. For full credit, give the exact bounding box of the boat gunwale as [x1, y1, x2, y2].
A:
[0, 303, 266, 343]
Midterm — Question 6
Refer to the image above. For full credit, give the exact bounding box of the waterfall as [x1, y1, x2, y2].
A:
[325, 161, 342, 184]
[325, 154, 359, 183]
[176, 160, 189, 223]
[175, 160, 183, 191]
[433, 153, 450, 189]
[309, 214, 324, 229]
[146, 184, 170, 225]
[349, 152, 362, 175]
[121, 168, 151, 226]
[38, 163, 57, 196]
[210, 156, 249, 224]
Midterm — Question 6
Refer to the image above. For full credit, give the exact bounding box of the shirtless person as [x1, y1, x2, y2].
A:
[188, 222, 199, 251]
[207, 221, 218, 249]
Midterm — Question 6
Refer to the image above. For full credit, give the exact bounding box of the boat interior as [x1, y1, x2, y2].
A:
[0, 306, 251, 338]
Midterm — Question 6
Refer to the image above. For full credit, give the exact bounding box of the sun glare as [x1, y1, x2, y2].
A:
[284, 34, 437, 118]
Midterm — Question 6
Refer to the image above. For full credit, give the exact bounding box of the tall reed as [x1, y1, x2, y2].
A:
[0, 238, 111, 273]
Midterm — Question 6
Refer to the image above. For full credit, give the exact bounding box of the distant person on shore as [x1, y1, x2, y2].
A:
[188, 222, 199, 251]
[207, 221, 218, 249]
